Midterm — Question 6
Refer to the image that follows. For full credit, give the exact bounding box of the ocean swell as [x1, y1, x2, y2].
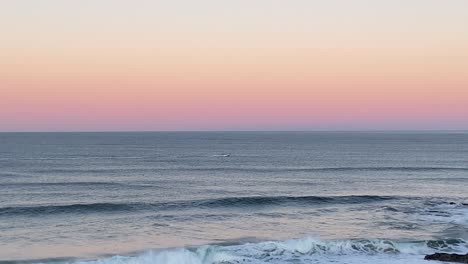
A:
[0, 195, 397, 217]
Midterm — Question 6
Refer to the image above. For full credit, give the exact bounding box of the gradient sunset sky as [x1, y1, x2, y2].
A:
[1, 0, 467, 131]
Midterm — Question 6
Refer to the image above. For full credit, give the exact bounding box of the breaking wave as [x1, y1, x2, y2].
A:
[9, 237, 466, 264]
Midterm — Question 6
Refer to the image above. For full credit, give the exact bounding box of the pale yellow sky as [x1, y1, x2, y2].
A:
[1, 0, 467, 131]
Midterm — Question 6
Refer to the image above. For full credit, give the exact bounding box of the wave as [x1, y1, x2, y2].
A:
[5, 237, 466, 264]
[166, 166, 468, 173]
[193, 195, 395, 207]
[0, 195, 397, 217]
[0, 182, 161, 188]
[27, 166, 468, 174]
[0, 203, 137, 216]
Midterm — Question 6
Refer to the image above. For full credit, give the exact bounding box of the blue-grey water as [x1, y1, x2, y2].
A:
[0, 132, 467, 264]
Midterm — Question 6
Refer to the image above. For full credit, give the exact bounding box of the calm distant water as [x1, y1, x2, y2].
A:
[0, 132, 467, 264]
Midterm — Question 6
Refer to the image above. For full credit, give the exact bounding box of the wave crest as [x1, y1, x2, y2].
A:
[0, 195, 397, 217]
[48, 237, 467, 264]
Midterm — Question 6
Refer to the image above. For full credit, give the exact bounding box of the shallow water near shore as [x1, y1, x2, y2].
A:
[0, 132, 467, 263]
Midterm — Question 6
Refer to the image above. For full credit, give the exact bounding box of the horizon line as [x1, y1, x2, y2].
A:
[1, 129, 467, 133]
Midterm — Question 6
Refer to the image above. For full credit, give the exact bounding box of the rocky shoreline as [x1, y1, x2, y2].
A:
[425, 253, 468, 263]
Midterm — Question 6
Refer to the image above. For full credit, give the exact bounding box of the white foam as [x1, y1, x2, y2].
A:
[58, 237, 466, 264]
[416, 203, 468, 225]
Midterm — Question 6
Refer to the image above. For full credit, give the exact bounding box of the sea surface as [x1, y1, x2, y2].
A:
[0, 132, 467, 264]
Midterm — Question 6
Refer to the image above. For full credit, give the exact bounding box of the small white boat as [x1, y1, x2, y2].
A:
[213, 154, 230, 157]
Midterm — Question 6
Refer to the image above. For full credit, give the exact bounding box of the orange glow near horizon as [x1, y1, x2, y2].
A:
[1, 1, 468, 131]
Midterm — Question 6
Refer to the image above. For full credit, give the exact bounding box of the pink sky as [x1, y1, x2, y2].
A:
[1, 1, 467, 131]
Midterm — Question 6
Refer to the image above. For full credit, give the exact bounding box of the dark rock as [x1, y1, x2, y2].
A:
[424, 253, 468, 263]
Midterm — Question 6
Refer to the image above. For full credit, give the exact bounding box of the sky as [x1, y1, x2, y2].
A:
[1, 0, 467, 131]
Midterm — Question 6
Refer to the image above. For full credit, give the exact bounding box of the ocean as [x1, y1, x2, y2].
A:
[0, 132, 467, 264]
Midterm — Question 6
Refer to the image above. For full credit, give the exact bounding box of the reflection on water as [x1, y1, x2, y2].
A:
[0, 132, 467, 261]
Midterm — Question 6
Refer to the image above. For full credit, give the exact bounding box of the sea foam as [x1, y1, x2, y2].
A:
[63, 237, 467, 264]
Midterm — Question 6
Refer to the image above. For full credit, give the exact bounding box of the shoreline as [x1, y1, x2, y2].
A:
[2, 236, 467, 264]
